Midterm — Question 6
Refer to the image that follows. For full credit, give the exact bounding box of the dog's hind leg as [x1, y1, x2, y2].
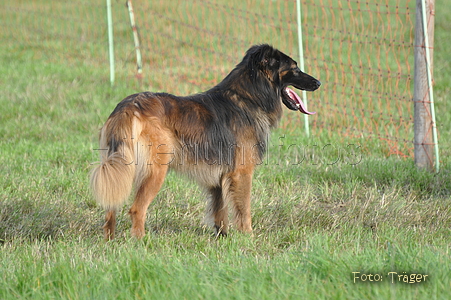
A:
[104, 209, 117, 240]
[129, 164, 168, 238]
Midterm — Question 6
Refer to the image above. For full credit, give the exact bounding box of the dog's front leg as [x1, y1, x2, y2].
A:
[208, 186, 229, 237]
[226, 169, 254, 233]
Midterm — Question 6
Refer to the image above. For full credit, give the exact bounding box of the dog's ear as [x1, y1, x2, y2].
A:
[261, 56, 279, 68]
[259, 45, 280, 69]
[246, 44, 279, 69]
[257, 46, 281, 84]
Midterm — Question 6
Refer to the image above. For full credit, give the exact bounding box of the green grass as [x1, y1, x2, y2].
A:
[2, 232, 449, 299]
[1, 1, 451, 299]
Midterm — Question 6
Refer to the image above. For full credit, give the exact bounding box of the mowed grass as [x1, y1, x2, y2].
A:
[1, 1, 451, 299]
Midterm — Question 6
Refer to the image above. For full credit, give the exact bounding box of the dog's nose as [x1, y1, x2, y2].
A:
[315, 80, 321, 88]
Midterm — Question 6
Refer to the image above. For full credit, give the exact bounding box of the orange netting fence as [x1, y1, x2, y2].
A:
[302, 1, 415, 156]
[127, 0, 416, 157]
[3, 0, 419, 158]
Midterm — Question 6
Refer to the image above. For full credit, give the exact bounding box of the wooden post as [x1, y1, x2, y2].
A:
[413, 0, 435, 170]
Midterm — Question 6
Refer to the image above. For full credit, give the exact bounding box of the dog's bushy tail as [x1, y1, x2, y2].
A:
[90, 112, 143, 211]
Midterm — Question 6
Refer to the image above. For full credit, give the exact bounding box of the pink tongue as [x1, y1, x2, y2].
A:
[286, 87, 316, 115]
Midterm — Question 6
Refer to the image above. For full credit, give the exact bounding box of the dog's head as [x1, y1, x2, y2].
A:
[246, 44, 321, 114]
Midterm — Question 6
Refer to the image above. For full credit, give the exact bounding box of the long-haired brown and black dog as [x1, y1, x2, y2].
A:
[91, 44, 320, 240]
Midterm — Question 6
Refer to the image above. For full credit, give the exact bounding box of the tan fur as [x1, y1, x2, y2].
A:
[90, 45, 320, 240]
[90, 106, 259, 240]
[91, 110, 175, 239]
[90, 117, 136, 212]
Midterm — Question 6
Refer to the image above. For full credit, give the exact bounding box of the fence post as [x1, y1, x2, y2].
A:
[106, 0, 115, 86]
[126, 0, 143, 80]
[296, 0, 310, 138]
[413, 0, 436, 171]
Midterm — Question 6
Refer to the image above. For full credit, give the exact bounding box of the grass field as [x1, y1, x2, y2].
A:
[1, 1, 450, 299]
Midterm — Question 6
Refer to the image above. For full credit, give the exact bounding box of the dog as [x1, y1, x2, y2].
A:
[90, 44, 321, 240]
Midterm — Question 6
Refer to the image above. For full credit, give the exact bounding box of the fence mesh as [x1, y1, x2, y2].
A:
[3, 0, 416, 157]
[2, 1, 107, 67]
[301, 0, 415, 157]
